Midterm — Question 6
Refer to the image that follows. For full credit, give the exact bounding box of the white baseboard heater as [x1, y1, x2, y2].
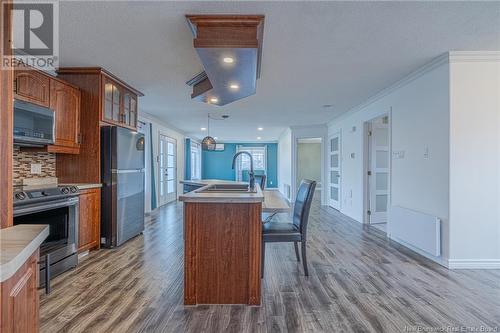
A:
[388, 206, 441, 257]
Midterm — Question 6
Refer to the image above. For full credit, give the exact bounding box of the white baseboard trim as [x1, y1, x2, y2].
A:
[447, 259, 500, 269]
[388, 235, 448, 268]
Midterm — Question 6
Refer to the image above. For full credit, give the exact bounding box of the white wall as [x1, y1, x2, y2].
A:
[139, 113, 186, 209]
[297, 142, 322, 188]
[328, 56, 451, 261]
[278, 128, 292, 200]
[290, 125, 328, 205]
[327, 51, 500, 268]
[448, 54, 500, 267]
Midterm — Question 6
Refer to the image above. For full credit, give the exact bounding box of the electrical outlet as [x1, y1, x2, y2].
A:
[30, 164, 42, 174]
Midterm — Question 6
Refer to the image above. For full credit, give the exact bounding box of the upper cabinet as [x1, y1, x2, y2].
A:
[50, 79, 81, 152]
[15, 63, 81, 154]
[101, 74, 141, 130]
[55, 67, 143, 184]
[14, 68, 50, 107]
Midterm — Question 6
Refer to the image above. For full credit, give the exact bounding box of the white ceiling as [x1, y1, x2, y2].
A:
[58, 1, 500, 141]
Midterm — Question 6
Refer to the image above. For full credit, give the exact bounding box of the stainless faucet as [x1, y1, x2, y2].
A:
[231, 151, 255, 190]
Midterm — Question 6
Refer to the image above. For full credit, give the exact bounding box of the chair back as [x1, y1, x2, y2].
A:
[293, 180, 317, 238]
[255, 175, 267, 190]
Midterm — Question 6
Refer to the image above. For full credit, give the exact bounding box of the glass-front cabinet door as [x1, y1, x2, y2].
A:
[129, 95, 137, 128]
[122, 91, 138, 128]
[103, 78, 121, 124]
[123, 93, 131, 125]
[103, 76, 139, 129]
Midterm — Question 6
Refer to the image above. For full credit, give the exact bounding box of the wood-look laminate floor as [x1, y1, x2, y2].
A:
[40, 199, 500, 333]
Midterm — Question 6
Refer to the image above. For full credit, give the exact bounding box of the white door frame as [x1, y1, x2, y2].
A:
[328, 131, 342, 210]
[157, 133, 177, 206]
[363, 112, 392, 224]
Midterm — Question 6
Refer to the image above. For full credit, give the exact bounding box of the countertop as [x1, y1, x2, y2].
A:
[0, 224, 49, 282]
[179, 180, 264, 203]
[60, 183, 102, 190]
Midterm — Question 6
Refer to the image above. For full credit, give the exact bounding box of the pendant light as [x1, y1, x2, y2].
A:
[201, 114, 216, 151]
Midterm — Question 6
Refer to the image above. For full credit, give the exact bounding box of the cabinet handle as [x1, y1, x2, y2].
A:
[13, 78, 17, 94]
[77, 133, 82, 144]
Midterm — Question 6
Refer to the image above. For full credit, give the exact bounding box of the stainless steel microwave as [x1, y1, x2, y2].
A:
[13, 99, 55, 146]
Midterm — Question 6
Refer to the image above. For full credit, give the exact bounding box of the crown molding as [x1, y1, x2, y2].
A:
[139, 111, 188, 136]
[328, 50, 500, 127]
[448, 51, 500, 63]
[328, 52, 450, 126]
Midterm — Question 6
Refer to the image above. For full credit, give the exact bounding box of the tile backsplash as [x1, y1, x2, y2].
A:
[13, 147, 56, 185]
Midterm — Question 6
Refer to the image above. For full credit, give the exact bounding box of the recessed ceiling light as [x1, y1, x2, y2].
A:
[257, 136, 261, 140]
[229, 83, 239, 90]
[210, 97, 218, 103]
[257, 127, 263, 131]
[201, 127, 207, 131]
[223, 57, 234, 64]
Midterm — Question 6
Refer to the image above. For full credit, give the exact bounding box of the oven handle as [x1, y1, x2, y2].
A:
[13, 197, 79, 216]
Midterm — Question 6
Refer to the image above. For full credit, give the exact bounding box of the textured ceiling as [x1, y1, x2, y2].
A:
[58, 1, 500, 141]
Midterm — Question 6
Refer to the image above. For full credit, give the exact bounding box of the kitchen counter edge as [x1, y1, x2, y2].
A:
[0, 225, 49, 282]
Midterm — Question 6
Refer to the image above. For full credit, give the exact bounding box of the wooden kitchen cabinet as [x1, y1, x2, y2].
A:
[78, 188, 101, 253]
[14, 67, 50, 107]
[16, 63, 82, 155]
[0, 250, 39, 333]
[55, 67, 143, 184]
[101, 76, 140, 130]
[49, 79, 81, 154]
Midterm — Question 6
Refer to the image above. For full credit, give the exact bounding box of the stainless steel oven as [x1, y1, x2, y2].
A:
[13, 185, 80, 293]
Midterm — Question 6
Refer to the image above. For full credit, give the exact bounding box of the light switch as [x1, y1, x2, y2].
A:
[30, 164, 42, 174]
[392, 151, 405, 159]
[423, 147, 430, 159]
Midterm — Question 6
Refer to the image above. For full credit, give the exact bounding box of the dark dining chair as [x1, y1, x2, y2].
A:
[261, 179, 316, 277]
[255, 174, 267, 190]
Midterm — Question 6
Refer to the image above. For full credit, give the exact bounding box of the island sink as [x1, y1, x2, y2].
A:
[196, 184, 257, 193]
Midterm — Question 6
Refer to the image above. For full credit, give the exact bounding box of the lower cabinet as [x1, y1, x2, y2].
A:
[78, 188, 101, 253]
[0, 250, 39, 333]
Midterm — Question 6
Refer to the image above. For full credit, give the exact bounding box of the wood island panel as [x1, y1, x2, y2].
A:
[0, 249, 39, 333]
[184, 202, 262, 305]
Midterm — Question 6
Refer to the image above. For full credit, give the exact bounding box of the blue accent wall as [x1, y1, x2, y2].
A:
[202, 143, 278, 188]
[185, 138, 191, 180]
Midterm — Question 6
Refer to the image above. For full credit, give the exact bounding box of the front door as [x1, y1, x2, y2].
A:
[328, 132, 341, 210]
[158, 134, 177, 206]
[368, 115, 390, 224]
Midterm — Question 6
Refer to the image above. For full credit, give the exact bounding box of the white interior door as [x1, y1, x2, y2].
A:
[328, 132, 341, 210]
[368, 116, 390, 224]
[158, 134, 177, 206]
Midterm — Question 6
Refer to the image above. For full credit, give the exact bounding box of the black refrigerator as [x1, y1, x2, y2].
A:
[101, 126, 145, 247]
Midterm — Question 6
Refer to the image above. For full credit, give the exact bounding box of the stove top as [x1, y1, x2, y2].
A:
[13, 184, 80, 205]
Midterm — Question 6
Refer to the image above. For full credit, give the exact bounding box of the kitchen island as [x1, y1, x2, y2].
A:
[179, 180, 264, 305]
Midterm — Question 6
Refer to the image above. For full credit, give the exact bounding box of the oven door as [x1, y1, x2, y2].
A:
[14, 197, 79, 286]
